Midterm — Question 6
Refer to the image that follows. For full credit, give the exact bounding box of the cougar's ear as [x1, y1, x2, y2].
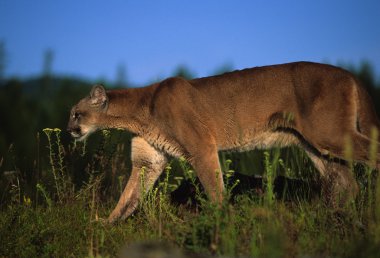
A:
[90, 84, 108, 109]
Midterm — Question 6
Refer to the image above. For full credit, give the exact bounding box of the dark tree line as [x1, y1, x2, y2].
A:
[0, 61, 379, 197]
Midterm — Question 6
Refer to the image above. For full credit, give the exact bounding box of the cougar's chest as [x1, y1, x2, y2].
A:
[143, 131, 185, 158]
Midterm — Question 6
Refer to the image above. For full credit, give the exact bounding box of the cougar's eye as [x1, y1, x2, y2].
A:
[73, 112, 81, 120]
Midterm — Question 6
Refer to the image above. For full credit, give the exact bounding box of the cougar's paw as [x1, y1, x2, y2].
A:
[107, 211, 122, 224]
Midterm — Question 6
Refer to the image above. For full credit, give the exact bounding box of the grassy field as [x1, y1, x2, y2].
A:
[1, 129, 380, 257]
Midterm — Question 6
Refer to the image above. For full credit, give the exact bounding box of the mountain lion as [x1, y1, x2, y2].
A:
[67, 62, 380, 223]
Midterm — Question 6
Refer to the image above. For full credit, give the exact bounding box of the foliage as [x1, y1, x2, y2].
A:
[0, 125, 379, 257]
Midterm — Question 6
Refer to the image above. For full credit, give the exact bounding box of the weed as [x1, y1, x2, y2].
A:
[42, 128, 74, 202]
[223, 159, 240, 200]
[1, 129, 380, 257]
[36, 183, 52, 208]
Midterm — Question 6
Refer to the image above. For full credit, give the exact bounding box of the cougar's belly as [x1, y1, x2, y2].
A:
[216, 129, 299, 152]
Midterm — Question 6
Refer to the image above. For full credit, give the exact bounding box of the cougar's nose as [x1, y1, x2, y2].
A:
[67, 125, 75, 133]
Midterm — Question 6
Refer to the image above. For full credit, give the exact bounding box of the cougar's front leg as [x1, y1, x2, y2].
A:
[188, 141, 225, 204]
[108, 137, 167, 223]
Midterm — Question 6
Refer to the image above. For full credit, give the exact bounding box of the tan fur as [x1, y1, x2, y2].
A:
[67, 62, 380, 222]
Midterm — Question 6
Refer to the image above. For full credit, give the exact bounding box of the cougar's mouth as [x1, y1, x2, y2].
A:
[75, 134, 89, 142]
[68, 126, 86, 141]
[69, 126, 96, 142]
[70, 131, 86, 141]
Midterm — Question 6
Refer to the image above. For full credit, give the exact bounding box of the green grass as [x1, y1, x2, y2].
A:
[1, 129, 380, 257]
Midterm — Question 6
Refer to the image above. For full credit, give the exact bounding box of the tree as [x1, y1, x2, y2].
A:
[172, 65, 194, 80]
[116, 63, 127, 87]
[43, 49, 54, 77]
[0, 41, 6, 83]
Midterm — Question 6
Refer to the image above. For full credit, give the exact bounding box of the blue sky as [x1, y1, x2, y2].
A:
[0, 0, 379, 86]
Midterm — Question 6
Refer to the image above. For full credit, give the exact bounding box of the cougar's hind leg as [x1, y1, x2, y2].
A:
[305, 149, 358, 207]
[334, 85, 380, 167]
[305, 130, 374, 206]
[309, 126, 380, 168]
[355, 127, 380, 170]
[356, 85, 380, 141]
[108, 137, 167, 223]
[302, 82, 380, 168]
[356, 94, 380, 168]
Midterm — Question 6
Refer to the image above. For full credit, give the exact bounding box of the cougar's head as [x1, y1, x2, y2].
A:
[67, 85, 109, 141]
